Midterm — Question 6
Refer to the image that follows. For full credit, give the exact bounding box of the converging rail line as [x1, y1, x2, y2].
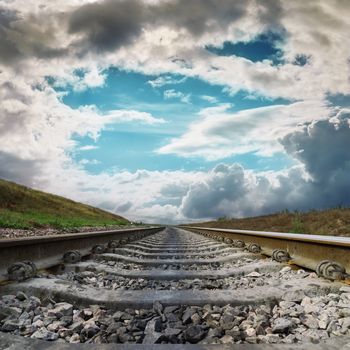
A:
[0, 226, 350, 348]
[184, 226, 350, 280]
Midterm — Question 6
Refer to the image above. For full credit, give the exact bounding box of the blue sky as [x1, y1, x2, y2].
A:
[57, 61, 293, 173]
[1, 0, 350, 223]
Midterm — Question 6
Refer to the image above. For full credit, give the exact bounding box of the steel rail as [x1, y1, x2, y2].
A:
[0, 226, 164, 282]
[182, 226, 350, 278]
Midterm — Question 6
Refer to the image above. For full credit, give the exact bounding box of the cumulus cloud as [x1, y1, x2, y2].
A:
[0, 73, 163, 149]
[179, 112, 350, 220]
[58, 111, 349, 224]
[1, 0, 350, 99]
[1, 0, 350, 224]
[1, 106, 350, 224]
[281, 109, 350, 183]
[181, 164, 250, 219]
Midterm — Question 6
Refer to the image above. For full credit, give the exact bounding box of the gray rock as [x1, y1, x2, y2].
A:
[245, 327, 256, 337]
[112, 310, 123, 321]
[45, 331, 59, 341]
[81, 323, 100, 338]
[32, 319, 44, 328]
[184, 325, 207, 343]
[1, 295, 16, 303]
[153, 301, 163, 315]
[280, 266, 292, 274]
[29, 296, 41, 307]
[326, 320, 338, 333]
[265, 334, 281, 343]
[31, 329, 48, 339]
[190, 313, 201, 324]
[43, 316, 58, 327]
[18, 311, 30, 321]
[272, 318, 293, 333]
[164, 327, 181, 336]
[220, 334, 234, 344]
[164, 306, 179, 314]
[69, 333, 80, 343]
[303, 329, 329, 342]
[1, 319, 22, 332]
[206, 327, 223, 338]
[0, 305, 22, 321]
[301, 315, 319, 329]
[220, 313, 235, 330]
[142, 317, 163, 344]
[182, 307, 197, 324]
[20, 324, 37, 336]
[68, 321, 83, 333]
[246, 271, 261, 278]
[318, 313, 329, 329]
[282, 290, 305, 302]
[47, 321, 63, 332]
[48, 303, 73, 318]
[16, 292, 28, 301]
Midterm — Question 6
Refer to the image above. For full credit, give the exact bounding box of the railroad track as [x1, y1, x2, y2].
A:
[0, 226, 350, 349]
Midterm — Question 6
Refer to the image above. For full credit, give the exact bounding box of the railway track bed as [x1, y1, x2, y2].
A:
[1, 227, 350, 348]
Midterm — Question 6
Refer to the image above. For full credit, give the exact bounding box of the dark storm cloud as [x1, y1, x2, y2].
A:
[68, 0, 146, 53]
[180, 112, 350, 219]
[67, 0, 248, 53]
[0, 0, 287, 65]
[0, 6, 68, 65]
[0, 151, 42, 186]
[0, 9, 21, 64]
[0, 0, 249, 63]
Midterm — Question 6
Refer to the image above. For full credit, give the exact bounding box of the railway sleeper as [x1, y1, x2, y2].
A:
[2, 227, 350, 347]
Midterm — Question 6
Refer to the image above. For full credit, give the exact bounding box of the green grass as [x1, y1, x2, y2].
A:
[186, 207, 350, 237]
[0, 179, 129, 229]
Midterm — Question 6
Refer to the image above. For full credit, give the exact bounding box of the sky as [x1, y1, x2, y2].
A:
[1, 0, 350, 224]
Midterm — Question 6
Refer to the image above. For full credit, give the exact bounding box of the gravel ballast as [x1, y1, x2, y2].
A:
[1, 283, 350, 344]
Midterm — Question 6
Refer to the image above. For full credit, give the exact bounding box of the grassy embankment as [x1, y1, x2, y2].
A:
[0, 179, 129, 229]
[189, 208, 350, 237]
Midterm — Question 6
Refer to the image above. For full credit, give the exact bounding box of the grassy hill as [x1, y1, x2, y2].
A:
[186, 208, 350, 237]
[0, 179, 129, 229]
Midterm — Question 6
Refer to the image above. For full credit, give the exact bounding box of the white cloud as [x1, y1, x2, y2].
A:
[1, 0, 350, 224]
[1, 0, 350, 101]
[200, 95, 218, 103]
[104, 109, 166, 125]
[147, 75, 187, 88]
[0, 72, 164, 164]
[79, 158, 100, 165]
[79, 145, 98, 151]
[163, 89, 191, 104]
[180, 112, 350, 220]
[158, 100, 333, 160]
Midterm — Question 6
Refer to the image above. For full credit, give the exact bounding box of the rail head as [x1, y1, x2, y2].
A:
[183, 226, 350, 248]
[0, 226, 165, 282]
[0, 226, 163, 248]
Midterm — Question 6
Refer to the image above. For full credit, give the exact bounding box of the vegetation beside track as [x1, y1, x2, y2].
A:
[187, 208, 350, 236]
[0, 179, 129, 229]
